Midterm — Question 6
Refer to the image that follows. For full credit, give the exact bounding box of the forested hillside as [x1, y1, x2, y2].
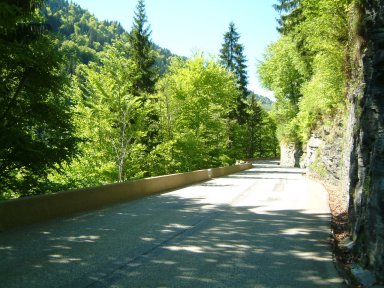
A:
[250, 92, 273, 111]
[0, 0, 277, 199]
[41, 0, 175, 75]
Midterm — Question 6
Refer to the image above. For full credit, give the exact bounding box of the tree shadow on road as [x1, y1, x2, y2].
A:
[0, 190, 343, 288]
[99, 194, 342, 287]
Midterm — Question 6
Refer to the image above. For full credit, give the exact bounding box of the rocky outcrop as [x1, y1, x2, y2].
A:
[303, 125, 350, 213]
[302, 134, 322, 168]
[279, 143, 302, 167]
[307, 125, 344, 183]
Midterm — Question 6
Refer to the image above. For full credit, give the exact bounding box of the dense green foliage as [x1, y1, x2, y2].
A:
[258, 35, 309, 142]
[245, 95, 278, 158]
[1, 0, 278, 199]
[154, 56, 238, 173]
[50, 41, 151, 187]
[0, 0, 80, 198]
[258, 0, 352, 144]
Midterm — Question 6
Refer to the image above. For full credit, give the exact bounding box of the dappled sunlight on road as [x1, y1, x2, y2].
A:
[112, 205, 338, 287]
[164, 245, 206, 253]
[0, 161, 342, 287]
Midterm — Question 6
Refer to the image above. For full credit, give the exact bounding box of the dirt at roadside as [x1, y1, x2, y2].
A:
[326, 183, 371, 288]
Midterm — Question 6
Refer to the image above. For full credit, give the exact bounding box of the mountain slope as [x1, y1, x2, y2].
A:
[42, 0, 177, 74]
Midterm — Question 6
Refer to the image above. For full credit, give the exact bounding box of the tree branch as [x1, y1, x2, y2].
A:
[1, 70, 30, 124]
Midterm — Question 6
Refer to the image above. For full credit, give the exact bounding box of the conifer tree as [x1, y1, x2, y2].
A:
[220, 22, 249, 124]
[246, 94, 264, 158]
[273, 0, 302, 34]
[127, 0, 157, 95]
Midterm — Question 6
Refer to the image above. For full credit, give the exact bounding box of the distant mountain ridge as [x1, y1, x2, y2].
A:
[42, 0, 176, 73]
[249, 92, 274, 111]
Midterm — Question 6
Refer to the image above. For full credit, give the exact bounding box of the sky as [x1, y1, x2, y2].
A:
[72, 0, 280, 98]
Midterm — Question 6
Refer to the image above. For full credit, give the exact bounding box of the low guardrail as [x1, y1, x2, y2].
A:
[0, 163, 252, 231]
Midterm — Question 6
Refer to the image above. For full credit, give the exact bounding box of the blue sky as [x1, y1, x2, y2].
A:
[72, 0, 279, 98]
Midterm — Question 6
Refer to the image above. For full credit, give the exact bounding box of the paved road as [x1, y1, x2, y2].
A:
[0, 161, 344, 287]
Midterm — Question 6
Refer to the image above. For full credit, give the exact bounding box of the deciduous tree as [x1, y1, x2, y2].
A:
[154, 55, 239, 173]
[258, 35, 309, 143]
[55, 41, 150, 185]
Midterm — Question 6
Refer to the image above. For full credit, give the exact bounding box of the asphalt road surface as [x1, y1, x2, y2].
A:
[0, 160, 344, 287]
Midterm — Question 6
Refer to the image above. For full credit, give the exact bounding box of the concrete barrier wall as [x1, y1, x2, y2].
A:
[0, 163, 252, 231]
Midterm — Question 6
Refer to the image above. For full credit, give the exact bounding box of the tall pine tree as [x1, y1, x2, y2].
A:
[127, 0, 157, 96]
[273, 0, 302, 34]
[220, 22, 249, 124]
[127, 0, 159, 151]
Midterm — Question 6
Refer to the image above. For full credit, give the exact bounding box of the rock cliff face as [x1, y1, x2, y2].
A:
[279, 143, 302, 167]
[348, 0, 384, 280]
[281, 0, 384, 282]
